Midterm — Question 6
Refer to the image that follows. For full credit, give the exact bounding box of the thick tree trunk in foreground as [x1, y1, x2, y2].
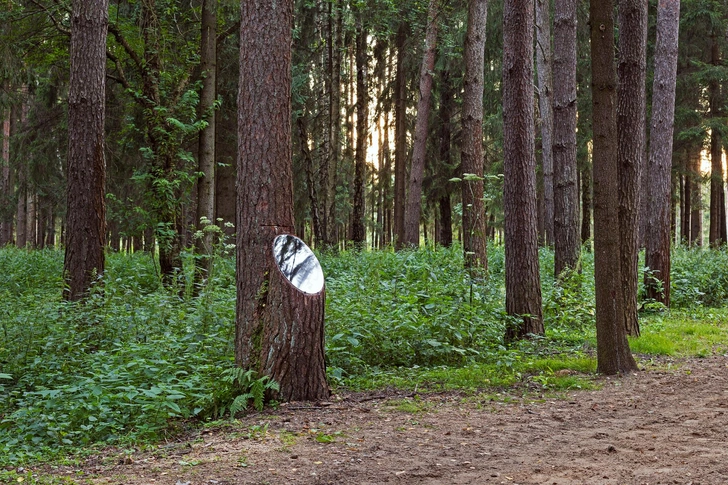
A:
[535, 0, 554, 247]
[195, 0, 218, 286]
[461, 0, 488, 270]
[403, 0, 439, 248]
[590, 0, 638, 374]
[237, 0, 328, 402]
[503, 0, 544, 341]
[552, 0, 580, 277]
[617, 0, 647, 337]
[63, 0, 109, 300]
[644, 0, 680, 307]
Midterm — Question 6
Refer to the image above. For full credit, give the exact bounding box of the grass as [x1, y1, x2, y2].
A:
[1, 243, 728, 466]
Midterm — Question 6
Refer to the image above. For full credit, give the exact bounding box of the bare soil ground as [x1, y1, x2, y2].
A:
[37, 355, 728, 485]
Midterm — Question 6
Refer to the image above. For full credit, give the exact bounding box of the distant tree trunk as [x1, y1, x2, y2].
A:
[644, 0, 680, 307]
[437, 67, 454, 248]
[195, 0, 217, 286]
[325, 0, 342, 248]
[461, 0, 488, 269]
[709, 34, 725, 247]
[590, 0, 638, 374]
[617, 0, 647, 337]
[535, 0, 554, 246]
[404, 0, 440, 248]
[503, 0, 544, 341]
[237, 0, 328, 401]
[393, 23, 408, 249]
[689, 146, 702, 246]
[552, 0, 580, 277]
[64, 0, 109, 300]
[351, 9, 368, 247]
[0, 109, 11, 246]
[581, 162, 592, 245]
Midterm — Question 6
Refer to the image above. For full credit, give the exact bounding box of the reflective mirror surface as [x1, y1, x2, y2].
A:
[273, 234, 324, 294]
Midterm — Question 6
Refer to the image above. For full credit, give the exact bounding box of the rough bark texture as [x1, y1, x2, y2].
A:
[351, 11, 368, 247]
[503, 0, 544, 341]
[617, 0, 647, 337]
[552, 0, 580, 277]
[63, 0, 109, 301]
[590, 0, 638, 375]
[461, 0, 488, 270]
[644, 0, 680, 307]
[393, 23, 408, 250]
[403, 0, 439, 248]
[535, 0, 554, 247]
[709, 35, 725, 247]
[194, 0, 217, 285]
[237, 0, 328, 401]
[437, 68, 454, 248]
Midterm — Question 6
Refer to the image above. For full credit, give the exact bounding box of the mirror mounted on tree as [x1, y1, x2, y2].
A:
[272, 234, 324, 295]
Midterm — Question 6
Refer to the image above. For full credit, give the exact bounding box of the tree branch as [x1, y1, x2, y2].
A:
[28, 0, 70, 36]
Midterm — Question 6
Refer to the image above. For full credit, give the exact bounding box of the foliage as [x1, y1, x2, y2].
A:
[2, 245, 728, 465]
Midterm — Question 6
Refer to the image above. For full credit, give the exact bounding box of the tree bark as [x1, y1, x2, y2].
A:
[535, 0, 554, 246]
[64, 0, 109, 300]
[393, 23, 408, 249]
[437, 67, 454, 248]
[351, 9, 368, 247]
[0, 109, 11, 246]
[689, 146, 702, 246]
[617, 0, 647, 337]
[590, 0, 638, 374]
[552, 0, 580, 277]
[461, 0, 488, 269]
[503, 0, 544, 341]
[237, 0, 328, 401]
[403, 0, 440, 248]
[644, 0, 680, 307]
[195, 0, 218, 286]
[709, 34, 725, 247]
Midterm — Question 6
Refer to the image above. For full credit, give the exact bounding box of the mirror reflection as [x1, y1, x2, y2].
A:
[273, 234, 324, 294]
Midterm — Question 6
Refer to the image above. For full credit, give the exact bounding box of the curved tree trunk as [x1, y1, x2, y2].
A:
[461, 0, 488, 270]
[617, 0, 647, 337]
[590, 0, 638, 374]
[403, 0, 440, 248]
[64, 0, 109, 300]
[503, 0, 544, 341]
[552, 0, 580, 277]
[644, 0, 680, 307]
[237, 0, 328, 402]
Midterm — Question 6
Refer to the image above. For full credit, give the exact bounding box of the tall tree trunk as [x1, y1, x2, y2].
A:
[689, 146, 702, 246]
[644, 0, 680, 307]
[195, 0, 217, 286]
[437, 67, 454, 248]
[351, 9, 368, 247]
[461, 0, 488, 269]
[0, 109, 11, 246]
[581, 162, 592, 245]
[617, 0, 647, 337]
[535, 0, 554, 246]
[403, 0, 440, 248]
[590, 0, 638, 374]
[709, 35, 725, 246]
[237, 0, 328, 401]
[64, 0, 109, 300]
[681, 151, 690, 243]
[15, 97, 26, 248]
[503, 0, 544, 341]
[325, 0, 342, 248]
[552, 0, 580, 277]
[393, 23, 408, 249]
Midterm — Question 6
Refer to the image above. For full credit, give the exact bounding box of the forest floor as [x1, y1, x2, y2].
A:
[30, 354, 728, 485]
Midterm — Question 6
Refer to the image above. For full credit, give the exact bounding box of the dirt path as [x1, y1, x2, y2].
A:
[42, 356, 728, 485]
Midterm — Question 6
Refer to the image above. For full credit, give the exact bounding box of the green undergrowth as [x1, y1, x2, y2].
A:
[1, 243, 728, 466]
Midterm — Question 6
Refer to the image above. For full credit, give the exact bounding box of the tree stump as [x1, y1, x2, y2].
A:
[259, 234, 329, 401]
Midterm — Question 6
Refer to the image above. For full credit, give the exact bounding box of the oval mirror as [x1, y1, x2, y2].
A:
[272, 234, 325, 294]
